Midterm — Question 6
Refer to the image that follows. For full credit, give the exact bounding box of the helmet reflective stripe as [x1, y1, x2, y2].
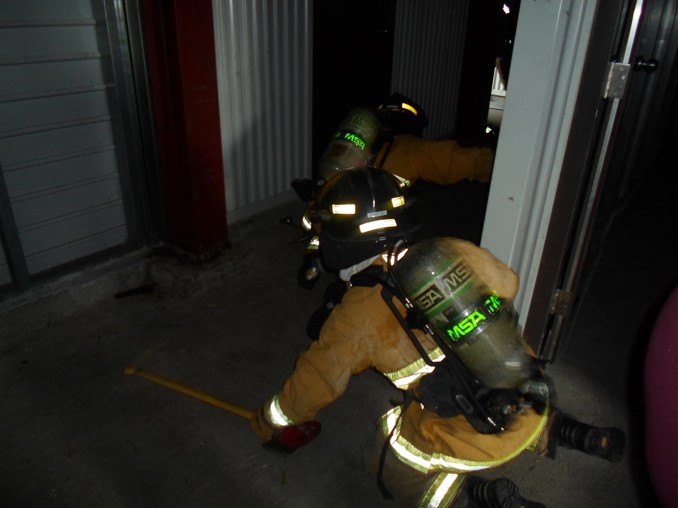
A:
[359, 218, 397, 234]
[315, 167, 421, 270]
[331, 196, 404, 217]
[400, 102, 419, 116]
[384, 347, 446, 389]
[265, 395, 295, 427]
[331, 203, 356, 215]
[391, 196, 405, 208]
[420, 472, 464, 508]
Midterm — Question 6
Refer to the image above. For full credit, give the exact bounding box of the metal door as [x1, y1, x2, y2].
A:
[524, 0, 678, 361]
[0, 0, 154, 292]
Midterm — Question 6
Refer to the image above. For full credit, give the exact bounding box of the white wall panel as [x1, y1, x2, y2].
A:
[0, 0, 129, 278]
[481, 0, 597, 317]
[0, 91, 112, 135]
[21, 204, 127, 274]
[1, 0, 96, 20]
[212, 0, 312, 223]
[0, 61, 110, 101]
[391, 0, 469, 139]
[0, 122, 115, 168]
[2, 150, 117, 197]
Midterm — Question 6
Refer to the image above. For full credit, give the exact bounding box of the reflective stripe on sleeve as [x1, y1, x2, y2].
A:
[419, 472, 464, 508]
[383, 347, 446, 389]
[265, 394, 295, 427]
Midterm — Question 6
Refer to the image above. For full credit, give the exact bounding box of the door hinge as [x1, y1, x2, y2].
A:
[550, 289, 572, 316]
[602, 62, 631, 99]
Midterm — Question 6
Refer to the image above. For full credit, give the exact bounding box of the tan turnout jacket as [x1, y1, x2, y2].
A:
[254, 238, 548, 475]
[377, 135, 495, 185]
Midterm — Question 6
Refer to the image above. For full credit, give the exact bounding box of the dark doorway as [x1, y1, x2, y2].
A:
[455, 0, 520, 144]
[310, 0, 522, 246]
[311, 1, 396, 176]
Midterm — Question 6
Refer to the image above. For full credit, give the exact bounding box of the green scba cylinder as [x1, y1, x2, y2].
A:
[316, 108, 381, 182]
[397, 238, 537, 389]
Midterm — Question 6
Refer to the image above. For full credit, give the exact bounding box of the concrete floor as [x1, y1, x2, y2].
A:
[1, 170, 674, 507]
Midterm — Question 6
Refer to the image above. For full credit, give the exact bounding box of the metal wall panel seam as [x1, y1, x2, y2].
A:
[0, 115, 114, 139]
[1, 145, 116, 172]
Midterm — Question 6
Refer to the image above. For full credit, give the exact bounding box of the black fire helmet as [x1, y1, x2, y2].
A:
[312, 167, 421, 271]
[376, 93, 429, 137]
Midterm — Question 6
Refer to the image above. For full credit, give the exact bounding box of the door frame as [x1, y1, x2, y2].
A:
[480, 0, 600, 329]
[522, 0, 635, 358]
[528, 0, 678, 360]
[0, 0, 162, 292]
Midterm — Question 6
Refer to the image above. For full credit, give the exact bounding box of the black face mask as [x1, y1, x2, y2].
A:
[319, 232, 391, 272]
[319, 214, 421, 272]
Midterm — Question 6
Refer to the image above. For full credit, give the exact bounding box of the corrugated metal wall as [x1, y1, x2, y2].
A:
[212, 0, 312, 223]
[1, 0, 471, 288]
[391, 0, 469, 140]
[0, 0, 129, 284]
[210, 0, 468, 220]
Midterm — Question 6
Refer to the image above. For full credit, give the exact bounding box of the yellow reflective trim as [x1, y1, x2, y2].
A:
[380, 401, 552, 474]
[359, 218, 397, 233]
[401, 102, 418, 116]
[266, 395, 294, 427]
[301, 214, 312, 231]
[381, 406, 442, 473]
[526, 411, 552, 453]
[305, 236, 320, 253]
[391, 196, 405, 208]
[497, 401, 551, 463]
[332, 203, 355, 215]
[383, 347, 446, 389]
[420, 472, 463, 508]
[390, 364, 436, 389]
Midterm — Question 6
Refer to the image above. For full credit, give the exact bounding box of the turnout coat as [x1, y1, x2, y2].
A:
[252, 238, 549, 476]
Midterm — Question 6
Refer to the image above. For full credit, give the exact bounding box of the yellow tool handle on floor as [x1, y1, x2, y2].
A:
[124, 365, 254, 420]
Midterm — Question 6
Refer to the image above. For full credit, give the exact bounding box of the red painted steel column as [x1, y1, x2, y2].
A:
[142, 0, 229, 258]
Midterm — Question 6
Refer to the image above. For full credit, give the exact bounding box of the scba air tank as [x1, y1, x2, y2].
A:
[316, 108, 381, 183]
[396, 238, 537, 390]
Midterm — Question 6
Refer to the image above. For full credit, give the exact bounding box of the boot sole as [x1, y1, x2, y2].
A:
[471, 478, 545, 508]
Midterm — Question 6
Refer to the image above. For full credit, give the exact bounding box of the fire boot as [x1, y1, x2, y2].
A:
[556, 414, 625, 462]
[464, 477, 546, 508]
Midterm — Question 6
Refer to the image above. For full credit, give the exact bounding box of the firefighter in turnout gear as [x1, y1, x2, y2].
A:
[294, 94, 495, 291]
[310, 93, 494, 189]
[372, 93, 495, 186]
[252, 168, 625, 507]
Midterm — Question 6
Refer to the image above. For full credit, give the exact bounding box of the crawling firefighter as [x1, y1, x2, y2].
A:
[294, 93, 494, 291]
[252, 168, 625, 508]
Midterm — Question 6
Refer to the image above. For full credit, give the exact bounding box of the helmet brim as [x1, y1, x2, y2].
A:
[320, 210, 421, 270]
